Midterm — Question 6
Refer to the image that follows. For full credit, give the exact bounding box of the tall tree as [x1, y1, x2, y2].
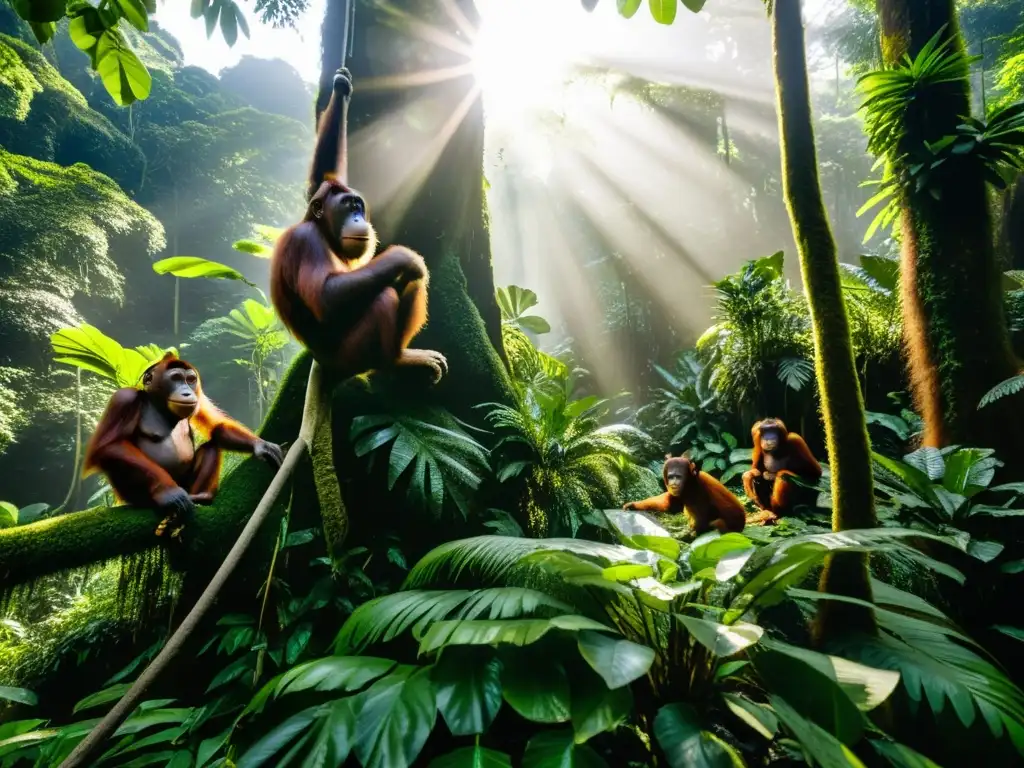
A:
[873, 0, 1024, 463]
[771, 0, 878, 641]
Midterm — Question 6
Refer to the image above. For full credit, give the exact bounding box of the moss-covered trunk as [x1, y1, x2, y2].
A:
[877, 0, 1024, 465]
[772, 0, 878, 642]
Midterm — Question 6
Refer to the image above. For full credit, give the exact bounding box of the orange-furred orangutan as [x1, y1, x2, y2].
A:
[742, 418, 822, 523]
[270, 67, 447, 383]
[83, 353, 283, 539]
[624, 455, 746, 534]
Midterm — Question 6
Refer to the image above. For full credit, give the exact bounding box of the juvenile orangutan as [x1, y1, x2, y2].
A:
[624, 455, 746, 534]
[742, 418, 822, 523]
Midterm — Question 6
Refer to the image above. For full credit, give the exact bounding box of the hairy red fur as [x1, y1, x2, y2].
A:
[743, 418, 822, 519]
[270, 70, 438, 381]
[625, 456, 746, 534]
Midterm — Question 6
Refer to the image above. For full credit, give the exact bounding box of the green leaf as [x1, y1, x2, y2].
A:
[0, 502, 17, 529]
[576, 630, 655, 689]
[617, 0, 642, 18]
[419, 615, 612, 656]
[770, 696, 867, 768]
[73, 683, 133, 714]
[285, 621, 313, 664]
[294, 698, 357, 768]
[721, 693, 777, 740]
[153, 257, 254, 286]
[522, 729, 608, 767]
[518, 315, 551, 334]
[114, 0, 149, 31]
[430, 746, 513, 768]
[654, 703, 742, 768]
[649, 0, 678, 24]
[219, 0, 239, 45]
[870, 739, 943, 768]
[570, 669, 633, 742]
[236, 704, 320, 767]
[0, 687, 36, 706]
[95, 32, 152, 105]
[760, 636, 900, 711]
[753, 650, 864, 744]
[265, 656, 395, 706]
[677, 615, 763, 657]
[354, 665, 437, 768]
[688, 533, 754, 572]
[433, 648, 503, 736]
[501, 649, 571, 723]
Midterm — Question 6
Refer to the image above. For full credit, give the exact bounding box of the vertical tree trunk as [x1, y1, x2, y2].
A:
[771, 0, 878, 642]
[876, 0, 1024, 465]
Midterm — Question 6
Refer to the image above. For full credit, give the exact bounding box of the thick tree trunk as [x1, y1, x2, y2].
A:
[877, 0, 1024, 465]
[771, 0, 878, 642]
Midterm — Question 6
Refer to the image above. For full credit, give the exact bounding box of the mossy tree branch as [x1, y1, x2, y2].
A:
[771, 0, 878, 643]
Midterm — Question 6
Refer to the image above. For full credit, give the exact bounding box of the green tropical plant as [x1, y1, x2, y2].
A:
[7, 0, 259, 105]
[857, 28, 1024, 239]
[636, 351, 750, 484]
[871, 445, 1024, 561]
[0, 501, 49, 529]
[190, 298, 294, 422]
[696, 252, 813, 417]
[223, 513, 1024, 767]
[495, 285, 551, 336]
[349, 408, 491, 519]
[483, 387, 653, 537]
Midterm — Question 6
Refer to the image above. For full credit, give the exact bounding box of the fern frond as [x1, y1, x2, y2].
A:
[978, 375, 1024, 409]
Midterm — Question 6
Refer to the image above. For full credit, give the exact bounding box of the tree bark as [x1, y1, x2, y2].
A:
[771, 0, 878, 643]
[876, 0, 1024, 466]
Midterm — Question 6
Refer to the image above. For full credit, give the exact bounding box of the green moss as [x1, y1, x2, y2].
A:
[772, 0, 877, 643]
[311, 398, 347, 558]
[416, 247, 516, 422]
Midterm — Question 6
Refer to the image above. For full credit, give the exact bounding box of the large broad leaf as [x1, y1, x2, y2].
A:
[760, 635, 900, 711]
[769, 696, 867, 768]
[94, 31, 152, 105]
[0, 687, 36, 706]
[335, 587, 571, 654]
[12, 0, 66, 23]
[677, 615, 764, 657]
[649, 0, 679, 25]
[293, 698, 357, 768]
[73, 684, 133, 714]
[576, 630, 655, 689]
[246, 656, 395, 716]
[430, 746, 513, 768]
[501, 648, 571, 723]
[522, 729, 608, 767]
[0, 503, 17, 530]
[570, 668, 633, 743]
[153, 256, 255, 286]
[752, 649, 865, 745]
[859, 254, 900, 291]
[688, 532, 755, 572]
[51, 325, 162, 387]
[236, 704, 321, 768]
[432, 647, 503, 736]
[353, 665, 438, 768]
[721, 693, 777, 740]
[418, 615, 614, 656]
[653, 703, 743, 768]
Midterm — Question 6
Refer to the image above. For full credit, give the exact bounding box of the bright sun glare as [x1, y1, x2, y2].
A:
[471, 0, 578, 125]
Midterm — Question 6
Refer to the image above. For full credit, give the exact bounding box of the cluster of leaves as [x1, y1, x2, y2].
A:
[696, 251, 813, 414]
[0, 521, 411, 766]
[195, 514, 1024, 767]
[580, 0, 707, 27]
[857, 27, 1024, 240]
[8, 0, 254, 105]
